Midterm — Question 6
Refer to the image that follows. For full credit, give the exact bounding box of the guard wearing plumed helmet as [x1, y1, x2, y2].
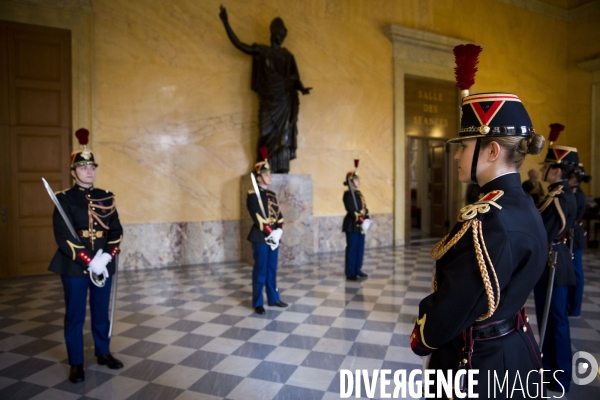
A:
[534, 123, 580, 392]
[409, 44, 549, 397]
[246, 147, 288, 314]
[342, 159, 371, 281]
[47, 128, 124, 383]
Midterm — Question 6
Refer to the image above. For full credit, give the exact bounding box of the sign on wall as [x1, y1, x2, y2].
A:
[405, 76, 458, 139]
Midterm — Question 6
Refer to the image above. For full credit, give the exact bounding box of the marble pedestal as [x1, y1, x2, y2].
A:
[240, 174, 314, 266]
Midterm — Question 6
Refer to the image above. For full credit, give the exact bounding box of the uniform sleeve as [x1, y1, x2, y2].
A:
[104, 196, 123, 258]
[343, 191, 364, 223]
[52, 195, 94, 268]
[247, 192, 273, 236]
[410, 217, 510, 356]
[540, 197, 569, 242]
[574, 190, 586, 221]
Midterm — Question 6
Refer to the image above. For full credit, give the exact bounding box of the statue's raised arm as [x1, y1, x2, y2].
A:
[219, 6, 257, 55]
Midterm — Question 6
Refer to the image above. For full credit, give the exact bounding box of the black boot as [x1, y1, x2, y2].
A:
[97, 353, 124, 369]
[69, 364, 84, 383]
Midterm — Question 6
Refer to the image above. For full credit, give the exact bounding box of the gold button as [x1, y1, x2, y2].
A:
[522, 326, 527, 332]
[84, 270, 88, 274]
[526, 316, 529, 323]
[94, 222, 97, 225]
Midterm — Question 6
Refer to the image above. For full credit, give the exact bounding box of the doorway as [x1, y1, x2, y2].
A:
[0, 21, 72, 278]
[409, 138, 456, 241]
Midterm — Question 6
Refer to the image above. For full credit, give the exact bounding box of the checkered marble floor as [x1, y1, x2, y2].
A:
[1, 244, 599, 400]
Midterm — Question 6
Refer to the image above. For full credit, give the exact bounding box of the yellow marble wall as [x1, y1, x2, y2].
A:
[5, 0, 587, 225]
[567, 6, 600, 195]
[92, 0, 394, 224]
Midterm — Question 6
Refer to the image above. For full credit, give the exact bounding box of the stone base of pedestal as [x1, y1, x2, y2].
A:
[240, 174, 314, 266]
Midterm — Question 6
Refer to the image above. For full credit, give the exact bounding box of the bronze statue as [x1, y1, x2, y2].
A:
[219, 5, 311, 173]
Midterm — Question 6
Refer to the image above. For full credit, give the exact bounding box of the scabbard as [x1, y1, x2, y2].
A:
[108, 252, 119, 338]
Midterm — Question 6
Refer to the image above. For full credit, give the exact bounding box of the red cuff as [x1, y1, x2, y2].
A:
[78, 251, 92, 264]
[410, 327, 433, 356]
[358, 217, 365, 224]
[264, 225, 273, 234]
[110, 246, 119, 258]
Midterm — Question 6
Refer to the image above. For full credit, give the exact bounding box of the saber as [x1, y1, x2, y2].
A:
[539, 248, 558, 352]
[250, 173, 267, 219]
[347, 175, 359, 211]
[108, 251, 119, 338]
[42, 178, 78, 240]
[42, 178, 106, 287]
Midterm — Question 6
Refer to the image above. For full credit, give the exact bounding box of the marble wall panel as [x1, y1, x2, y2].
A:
[315, 214, 393, 254]
[120, 220, 240, 270]
[119, 212, 392, 271]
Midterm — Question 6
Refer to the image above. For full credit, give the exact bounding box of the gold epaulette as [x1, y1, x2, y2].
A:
[248, 190, 255, 195]
[429, 190, 503, 321]
[537, 185, 564, 213]
[537, 185, 567, 233]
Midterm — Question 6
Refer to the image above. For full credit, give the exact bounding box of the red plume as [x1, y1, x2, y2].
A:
[354, 159, 359, 168]
[453, 44, 483, 91]
[259, 146, 268, 161]
[548, 123, 564, 144]
[75, 128, 89, 146]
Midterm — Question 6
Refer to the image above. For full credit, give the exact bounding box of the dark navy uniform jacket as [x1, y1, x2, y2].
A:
[342, 190, 369, 233]
[536, 180, 577, 287]
[48, 184, 123, 277]
[410, 173, 547, 397]
[572, 184, 587, 251]
[247, 187, 283, 244]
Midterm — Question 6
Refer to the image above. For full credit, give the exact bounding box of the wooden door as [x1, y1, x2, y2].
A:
[429, 140, 446, 237]
[0, 21, 71, 278]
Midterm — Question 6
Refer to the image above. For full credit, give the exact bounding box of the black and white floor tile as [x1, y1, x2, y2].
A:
[1, 244, 599, 399]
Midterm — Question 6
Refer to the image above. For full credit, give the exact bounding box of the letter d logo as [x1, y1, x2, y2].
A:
[572, 351, 599, 385]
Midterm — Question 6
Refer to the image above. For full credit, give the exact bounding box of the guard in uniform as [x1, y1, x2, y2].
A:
[567, 164, 591, 317]
[247, 150, 287, 314]
[409, 45, 547, 398]
[533, 128, 579, 392]
[342, 160, 371, 281]
[48, 129, 123, 383]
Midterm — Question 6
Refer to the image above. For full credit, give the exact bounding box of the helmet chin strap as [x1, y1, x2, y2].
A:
[470, 138, 482, 185]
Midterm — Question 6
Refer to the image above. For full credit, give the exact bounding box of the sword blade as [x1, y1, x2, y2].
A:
[250, 173, 267, 219]
[42, 178, 80, 241]
[348, 176, 359, 210]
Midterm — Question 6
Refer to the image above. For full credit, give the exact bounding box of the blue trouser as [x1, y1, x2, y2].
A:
[61, 275, 112, 366]
[567, 249, 584, 316]
[534, 285, 571, 391]
[345, 232, 365, 278]
[252, 243, 280, 308]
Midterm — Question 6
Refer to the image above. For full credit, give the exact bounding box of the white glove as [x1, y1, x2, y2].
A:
[271, 228, 283, 245]
[265, 228, 283, 250]
[88, 249, 110, 277]
[361, 219, 372, 233]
